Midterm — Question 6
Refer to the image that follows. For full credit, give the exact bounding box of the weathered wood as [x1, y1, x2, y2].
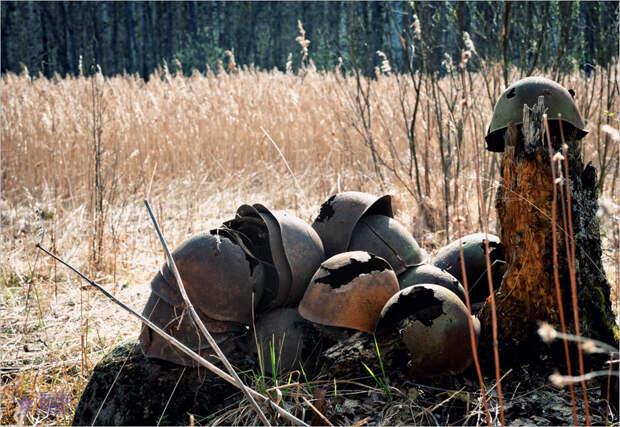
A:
[480, 97, 617, 352]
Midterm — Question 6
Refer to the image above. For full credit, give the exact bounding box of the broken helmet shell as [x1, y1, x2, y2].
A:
[298, 251, 400, 334]
[236, 204, 292, 310]
[156, 231, 265, 325]
[376, 284, 480, 377]
[311, 192, 393, 258]
[254, 204, 325, 306]
[398, 264, 466, 304]
[234, 204, 325, 309]
[485, 77, 588, 152]
[431, 233, 505, 304]
[348, 215, 427, 274]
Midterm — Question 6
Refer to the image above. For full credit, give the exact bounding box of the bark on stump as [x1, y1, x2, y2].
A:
[479, 97, 617, 356]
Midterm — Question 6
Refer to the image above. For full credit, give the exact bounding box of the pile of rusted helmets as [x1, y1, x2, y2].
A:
[298, 192, 505, 377]
[140, 203, 325, 367]
[139, 191, 505, 378]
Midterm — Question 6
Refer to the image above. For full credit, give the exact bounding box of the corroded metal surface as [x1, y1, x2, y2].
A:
[139, 294, 247, 367]
[250, 307, 310, 376]
[431, 233, 505, 303]
[398, 264, 466, 303]
[485, 77, 587, 152]
[377, 284, 480, 377]
[298, 251, 399, 334]
[155, 231, 265, 324]
[311, 192, 393, 258]
[261, 206, 325, 305]
[348, 215, 427, 274]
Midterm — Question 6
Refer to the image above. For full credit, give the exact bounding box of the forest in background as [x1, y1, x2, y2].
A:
[1, 1, 619, 79]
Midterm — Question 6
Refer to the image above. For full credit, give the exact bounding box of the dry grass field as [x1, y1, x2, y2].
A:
[1, 62, 618, 424]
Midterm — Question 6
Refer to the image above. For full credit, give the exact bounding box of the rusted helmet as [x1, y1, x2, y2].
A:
[255, 204, 325, 305]
[298, 251, 400, 334]
[140, 293, 246, 366]
[486, 77, 588, 152]
[250, 308, 310, 376]
[233, 204, 325, 309]
[398, 264, 466, 304]
[220, 211, 278, 311]
[311, 192, 393, 258]
[431, 233, 505, 304]
[376, 284, 480, 377]
[233, 204, 291, 310]
[348, 215, 427, 274]
[154, 231, 265, 325]
[150, 268, 254, 333]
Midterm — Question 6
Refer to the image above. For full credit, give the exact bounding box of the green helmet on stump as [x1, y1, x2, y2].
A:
[485, 77, 588, 152]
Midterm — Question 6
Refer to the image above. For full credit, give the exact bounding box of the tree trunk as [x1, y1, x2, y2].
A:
[60, 2, 74, 75]
[479, 97, 617, 352]
[39, 2, 51, 77]
[166, 3, 174, 62]
[141, 2, 150, 78]
[501, 1, 512, 87]
[1, 1, 12, 73]
[92, 3, 104, 72]
[111, 2, 119, 74]
[124, 2, 137, 74]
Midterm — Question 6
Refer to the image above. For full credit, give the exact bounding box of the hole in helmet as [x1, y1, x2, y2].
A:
[506, 88, 516, 99]
[480, 239, 505, 264]
[314, 194, 336, 222]
[376, 287, 445, 332]
[568, 89, 575, 98]
[317, 254, 389, 288]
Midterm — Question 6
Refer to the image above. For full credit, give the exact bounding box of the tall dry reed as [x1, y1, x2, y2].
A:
[0, 64, 617, 425]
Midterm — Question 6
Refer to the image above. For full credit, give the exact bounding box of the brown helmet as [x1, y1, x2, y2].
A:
[150, 269, 249, 333]
[139, 293, 246, 366]
[250, 308, 310, 376]
[376, 284, 480, 377]
[485, 77, 588, 152]
[154, 231, 265, 324]
[254, 204, 325, 305]
[298, 251, 399, 334]
[311, 192, 393, 258]
[398, 264, 466, 304]
[431, 233, 505, 303]
[233, 204, 325, 309]
[348, 215, 427, 274]
[220, 211, 278, 311]
[235, 204, 293, 310]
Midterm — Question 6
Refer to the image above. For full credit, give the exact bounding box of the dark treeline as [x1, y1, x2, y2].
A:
[1, 1, 618, 78]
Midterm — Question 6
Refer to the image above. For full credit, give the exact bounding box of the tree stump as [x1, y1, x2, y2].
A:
[479, 97, 617, 354]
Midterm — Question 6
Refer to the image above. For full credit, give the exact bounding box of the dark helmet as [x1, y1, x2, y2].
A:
[235, 204, 292, 310]
[298, 251, 399, 334]
[139, 293, 246, 366]
[430, 233, 505, 303]
[485, 77, 588, 152]
[348, 215, 427, 274]
[232, 204, 325, 309]
[376, 284, 480, 377]
[311, 192, 393, 258]
[398, 264, 466, 304]
[250, 308, 310, 376]
[254, 204, 325, 305]
[153, 231, 265, 325]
